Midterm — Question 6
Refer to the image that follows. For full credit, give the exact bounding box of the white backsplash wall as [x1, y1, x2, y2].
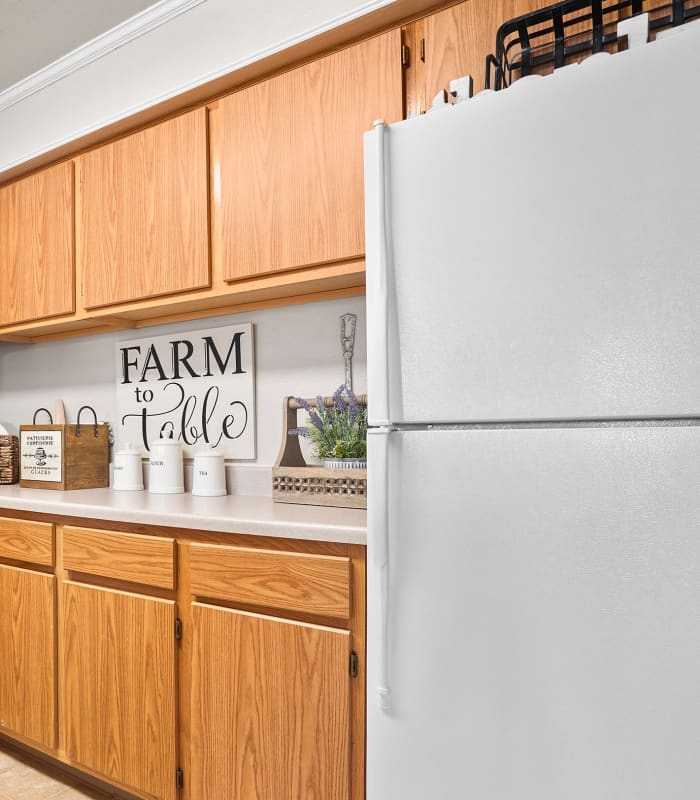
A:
[0, 296, 366, 495]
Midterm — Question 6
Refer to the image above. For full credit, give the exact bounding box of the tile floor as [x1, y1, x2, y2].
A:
[0, 746, 112, 800]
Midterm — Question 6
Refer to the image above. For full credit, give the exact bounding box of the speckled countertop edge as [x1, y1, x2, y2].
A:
[0, 486, 367, 545]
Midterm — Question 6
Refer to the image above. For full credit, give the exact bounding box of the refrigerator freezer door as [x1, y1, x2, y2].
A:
[367, 425, 700, 800]
[365, 27, 700, 426]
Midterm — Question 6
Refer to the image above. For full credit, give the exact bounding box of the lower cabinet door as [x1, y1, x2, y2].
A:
[63, 582, 177, 800]
[0, 564, 56, 749]
[191, 602, 351, 800]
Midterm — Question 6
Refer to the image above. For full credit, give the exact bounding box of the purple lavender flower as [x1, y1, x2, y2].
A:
[308, 411, 323, 430]
[333, 386, 346, 413]
[346, 387, 360, 422]
[289, 388, 366, 460]
[294, 396, 313, 413]
[294, 396, 323, 430]
[315, 395, 326, 423]
[288, 427, 309, 437]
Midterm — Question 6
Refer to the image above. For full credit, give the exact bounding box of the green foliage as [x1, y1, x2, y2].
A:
[289, 386, 367, 461]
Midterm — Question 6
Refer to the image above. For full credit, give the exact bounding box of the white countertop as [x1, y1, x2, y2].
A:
[0, 486, 367, 545]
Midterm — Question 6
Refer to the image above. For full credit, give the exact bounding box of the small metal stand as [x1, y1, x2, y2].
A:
[340, 313, 357, 391]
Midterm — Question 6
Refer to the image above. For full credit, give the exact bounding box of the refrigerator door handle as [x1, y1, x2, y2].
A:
[364, 121, 391, 426]
[369, 426, 392, 710]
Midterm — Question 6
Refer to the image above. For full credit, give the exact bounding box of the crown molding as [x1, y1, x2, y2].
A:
[0, 0, 394, 177]
[0, 0, 206, 113]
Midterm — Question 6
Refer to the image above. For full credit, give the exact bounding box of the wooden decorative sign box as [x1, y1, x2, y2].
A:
[20, 406, 110, 491]
[272, 395, 367, 509]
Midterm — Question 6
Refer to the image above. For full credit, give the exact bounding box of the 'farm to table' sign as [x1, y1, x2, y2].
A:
[116, 324, 255, 458]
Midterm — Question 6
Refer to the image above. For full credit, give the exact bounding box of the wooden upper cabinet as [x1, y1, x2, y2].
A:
[404, 0, 555, 116]
[79, 108, 210, 309]
[0, 161, 74, 327]
[216, 29, 403, 281]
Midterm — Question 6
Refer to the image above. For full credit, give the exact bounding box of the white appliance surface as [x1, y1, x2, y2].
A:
[367, 425, 700, 800]
[365, 26, 700, 427]
[365, 21, 700, 800]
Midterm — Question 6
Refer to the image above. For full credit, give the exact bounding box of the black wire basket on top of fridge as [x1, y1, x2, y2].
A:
[485, 0, 700, 91]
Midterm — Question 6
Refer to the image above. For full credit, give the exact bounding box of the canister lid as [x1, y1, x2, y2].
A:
[115, 441, 143, 457]
[150, 438, 182, 448]
[193, 444, 224, 460]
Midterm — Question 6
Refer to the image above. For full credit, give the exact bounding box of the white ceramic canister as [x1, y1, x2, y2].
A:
[149, 434, 184, 494]
[112, 442, 144, 491]
[192, 445, 226, 497]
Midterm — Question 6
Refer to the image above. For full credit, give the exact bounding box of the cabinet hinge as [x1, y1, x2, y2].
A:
[420, 37, 426, 63]
[79, 167, 83, 184]
[175, 618, 182, 640]
[401, 44, 410, 68]
[176, 767, 184, 790]
[350, 650, 359, 678]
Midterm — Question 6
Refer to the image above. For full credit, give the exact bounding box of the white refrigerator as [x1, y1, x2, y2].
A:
[364, 20, 700, 800]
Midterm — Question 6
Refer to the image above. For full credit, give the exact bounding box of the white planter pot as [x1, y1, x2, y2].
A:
[324, 458, 367, 470]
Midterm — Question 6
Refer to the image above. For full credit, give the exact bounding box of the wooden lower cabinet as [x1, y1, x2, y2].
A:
[62, 582, 177, 800]
[0, 516, 365, 800]
[190, 603, 351, 800]
[0, 563, 56, 750]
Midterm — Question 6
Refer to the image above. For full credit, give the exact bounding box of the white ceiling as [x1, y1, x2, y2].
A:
[0, 0, 161, 93]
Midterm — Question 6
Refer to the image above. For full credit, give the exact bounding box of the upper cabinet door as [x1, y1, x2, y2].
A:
[0, 161, 74, 326]
[404, 0, 554, 116]
[217, 30, 403, 281]
[79, 108, 210, 309]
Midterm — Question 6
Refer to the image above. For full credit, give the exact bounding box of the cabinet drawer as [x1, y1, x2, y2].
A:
[0, 518, 54, 566]
[189, 543, 351, 620]
[62, 526, 176, 590]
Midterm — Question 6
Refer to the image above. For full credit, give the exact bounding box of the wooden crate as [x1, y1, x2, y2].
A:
[20, 406, 109, 491]
[272, 395, 367, 509]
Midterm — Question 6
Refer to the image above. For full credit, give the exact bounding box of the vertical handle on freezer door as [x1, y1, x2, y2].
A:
[369, 427, 392, 710]
[364, 121, 391, 426]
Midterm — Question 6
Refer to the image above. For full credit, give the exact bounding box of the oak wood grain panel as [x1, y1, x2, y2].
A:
[62, 526, 176, 589]
[0, 161, 74, 326]
[63, 423, 110, 491]
[406, 0, 555, 112]
[0, 518, 54, 566]
[191, 604, 351, 800]
[0, 1, 467, 189]
[403, 15, 426, 118]
[0, 565, 56, 749]
[189, 542, 351, 619]
[63, 582, 176, 800]
[80, 108, 210, 309]
[349, 546, 366, 800]
[218, 29, 402, 280]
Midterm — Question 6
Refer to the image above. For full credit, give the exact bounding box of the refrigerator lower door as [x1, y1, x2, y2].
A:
[367, 425, 700, 800]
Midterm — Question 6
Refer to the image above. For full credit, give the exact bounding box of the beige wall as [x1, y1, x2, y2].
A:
[0, 296, 367, 493]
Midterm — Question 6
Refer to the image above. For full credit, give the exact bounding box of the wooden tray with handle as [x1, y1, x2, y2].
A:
[272, 394, 367, 509]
